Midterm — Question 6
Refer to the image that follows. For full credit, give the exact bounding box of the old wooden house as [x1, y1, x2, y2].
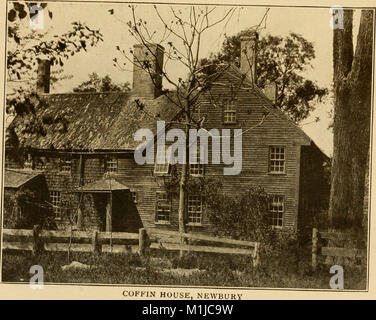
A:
[5, 34, 329, 235]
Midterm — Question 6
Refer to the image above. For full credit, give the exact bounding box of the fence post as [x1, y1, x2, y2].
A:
[92, 230, 100, 254]
[139, 228, 147, 257]
[253, 242, 260, 268]
[312, 228, 318, 271]
[32, 224, 42, 256]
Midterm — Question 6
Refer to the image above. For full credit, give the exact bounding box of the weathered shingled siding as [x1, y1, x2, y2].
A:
[5, 65, 328, 234]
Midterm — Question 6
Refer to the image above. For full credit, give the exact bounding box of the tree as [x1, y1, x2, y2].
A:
[199, 31, 327, 122]
[112, 5, 265, 243]
[6, 2, 103, 152]
[73, 72, 131, 92]
[329, 10, 373, 231]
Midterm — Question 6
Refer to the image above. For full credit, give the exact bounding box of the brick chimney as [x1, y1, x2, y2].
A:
[240, 33, 258, 85]
[132, 44, 164, 99]
[36, 59, 51, 95]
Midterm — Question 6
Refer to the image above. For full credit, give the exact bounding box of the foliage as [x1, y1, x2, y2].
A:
[6, 2, 103, 154]
[202, 183, 273, 244]
[4, 188, 55, 229]
[161, 169, 272, 244]
[7, 2, 103, 84]
[199, 31, 328, 122]
[72, 72, 131, 92]
[2, 249, 367, 289]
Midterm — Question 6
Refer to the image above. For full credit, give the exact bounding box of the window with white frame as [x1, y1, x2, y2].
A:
[223, 100, 237, 124]
[154, 148, 170, 175]
[187, 195, 203, 225]
[60, 156, 72, 173]
[155, 192, 170, 223]
[189, 145, 204, 176]
[269, 195, 284, 227]
[106, 157, 118, 172]
[50, 191, 62, 219]
[269, 146, 285, 173]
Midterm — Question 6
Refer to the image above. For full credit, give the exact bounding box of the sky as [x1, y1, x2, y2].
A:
[8, 2, 363, 156]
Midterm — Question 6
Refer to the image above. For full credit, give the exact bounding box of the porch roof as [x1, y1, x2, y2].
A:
[74, 175, 130, 193]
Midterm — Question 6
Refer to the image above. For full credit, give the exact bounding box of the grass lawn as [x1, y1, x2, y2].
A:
[1, 248, 367, 290]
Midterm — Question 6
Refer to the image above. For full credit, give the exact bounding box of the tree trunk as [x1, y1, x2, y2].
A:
[178, 110, 189, 256]
[329, 10, 373, 232]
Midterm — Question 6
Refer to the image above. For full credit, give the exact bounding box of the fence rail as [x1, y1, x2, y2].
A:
[312, 228, 366, 270]
[3, 227, 260, 266]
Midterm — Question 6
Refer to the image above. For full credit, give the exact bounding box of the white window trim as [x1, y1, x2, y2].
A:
[154, 148, 171, 175]
[105, 157, 118, 173]
[269, 195, 284, 228]
[189, 145, 205, 176]
[60, 157, 72, 173]
[187, 195, 203, 226]
[50, 190, 62, 220]
[155, 191, 171, 224]
[223, 100, 237, 124]
[269, 146, 286, 174]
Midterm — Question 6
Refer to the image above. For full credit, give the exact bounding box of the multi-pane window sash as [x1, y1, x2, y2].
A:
[223, 100, 237, 124]
[269, 147, 285, 173]
[189, 146, 204, 176]
[106, 157, 118, 172]
[188, 195, 203, 225]
[154, 148, 170, 174]
[50, 191, 62, 219]
[60, 156, 72, 173]
[156, 192, 170, 223]
[269, 195, 284, 227]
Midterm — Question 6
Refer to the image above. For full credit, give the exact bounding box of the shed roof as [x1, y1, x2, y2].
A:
[4, 169, 43, 189]
[73, 175, 130, 193]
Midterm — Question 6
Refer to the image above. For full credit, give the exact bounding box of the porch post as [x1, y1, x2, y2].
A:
[77, 206, 83, 230]
[106, 193, 112, 232]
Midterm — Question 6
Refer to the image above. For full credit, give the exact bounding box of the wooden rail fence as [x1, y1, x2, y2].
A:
[312, 228, 366, 270]
[3, 227, 260, 267]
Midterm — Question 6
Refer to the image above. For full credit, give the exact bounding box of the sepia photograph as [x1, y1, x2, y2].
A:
[1, 0, 373, 292]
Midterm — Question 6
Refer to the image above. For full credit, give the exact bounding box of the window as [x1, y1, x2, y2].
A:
[50, 191, 62, 219]
[188, 195, 203, 225]
[154, 148, 170, 175]
[189, 145, 204, 176]
[269, 195, 284, 227]
[36, 157, 47, 170]
[106, 157, 118, 172]
[24, 154, 33, 169]
[269, 147, 285, 173]
[155, 192, 170, 223]
[130, 191, 138, 203]
[60, 156, 71, 173]
[223, 100, 237, 124]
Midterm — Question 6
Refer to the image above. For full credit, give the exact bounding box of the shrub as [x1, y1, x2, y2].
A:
[203, 183, 273, 244]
